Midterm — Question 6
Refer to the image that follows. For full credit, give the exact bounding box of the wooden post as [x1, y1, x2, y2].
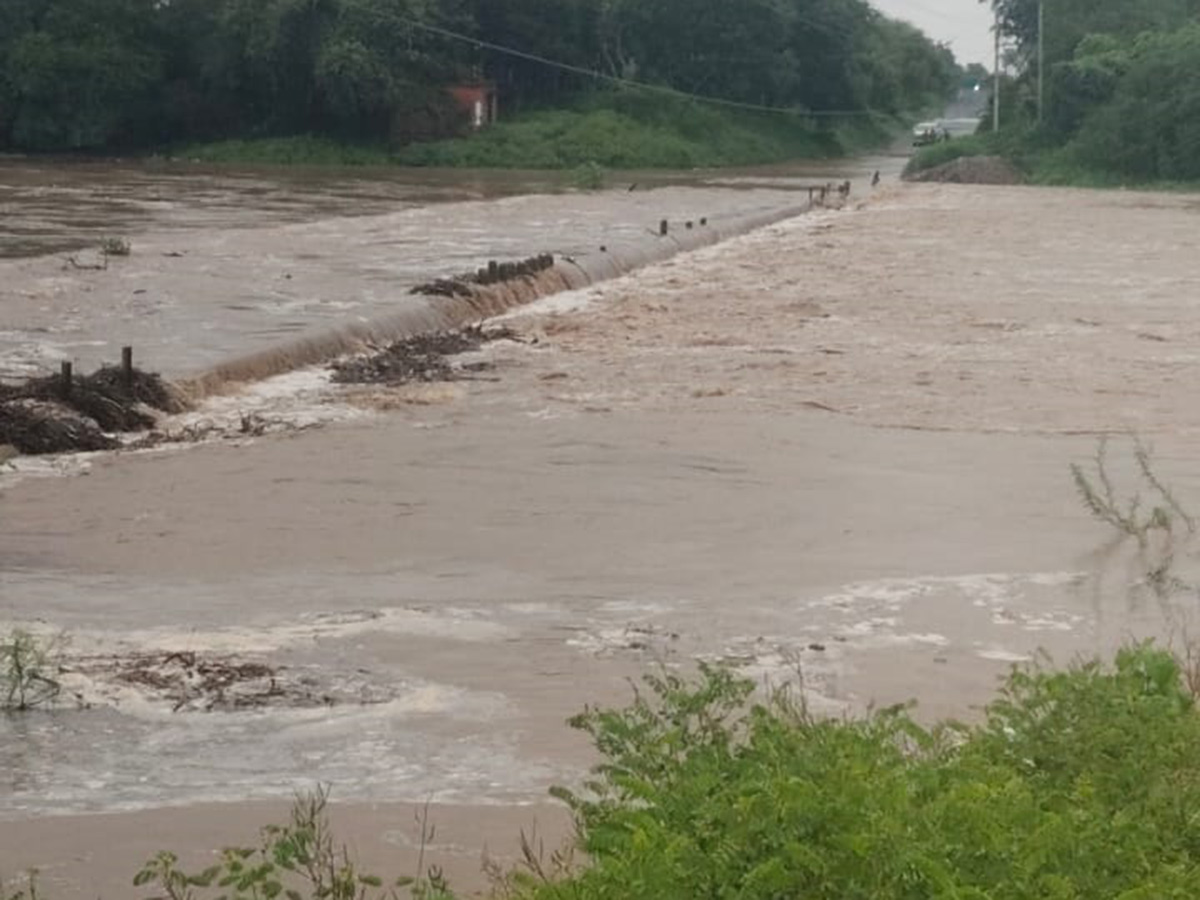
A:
[121, 346, 134, 387]
[60, 361, 72, 399]
[487, 260, 499, 281]
[659, 219, 669, 236]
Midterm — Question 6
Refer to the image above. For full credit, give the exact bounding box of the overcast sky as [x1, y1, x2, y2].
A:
[870, 0, 995, 66]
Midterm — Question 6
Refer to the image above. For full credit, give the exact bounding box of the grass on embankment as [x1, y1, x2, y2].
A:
[172, 94, 905, 170]
[168, 134, 394, 166]
[393, 95, 896, 169]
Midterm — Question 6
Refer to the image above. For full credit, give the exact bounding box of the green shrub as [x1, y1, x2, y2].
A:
[133, 645, 1200, 899]
[517, 646, 1200, 899]
[570, 161, 608, 191]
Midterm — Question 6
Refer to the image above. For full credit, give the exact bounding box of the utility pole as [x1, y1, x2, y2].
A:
[993, 11, 1001, 131]
[1037, 0, 1045, 123]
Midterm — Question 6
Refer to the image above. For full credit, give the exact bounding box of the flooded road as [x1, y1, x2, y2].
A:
[6, 160, 1200, 896]
[0, 155, 894, 378]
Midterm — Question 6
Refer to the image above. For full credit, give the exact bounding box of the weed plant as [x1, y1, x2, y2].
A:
[0, 629, 62, 711]
[569, 161, 607, 191]
[1071, 436, 1195, 550]
[136, 786, 452, 900]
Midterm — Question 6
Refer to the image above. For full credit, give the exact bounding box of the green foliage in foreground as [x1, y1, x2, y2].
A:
[522, 647, 1200, 899]
[138, 645, 1200, 900]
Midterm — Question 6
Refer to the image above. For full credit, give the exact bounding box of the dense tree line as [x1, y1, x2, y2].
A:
[983, 0, 1200, 179]
[0, 0, 958, 153]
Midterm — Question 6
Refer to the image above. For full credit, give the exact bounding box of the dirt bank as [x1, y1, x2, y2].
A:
[903, 155, 1025, 185]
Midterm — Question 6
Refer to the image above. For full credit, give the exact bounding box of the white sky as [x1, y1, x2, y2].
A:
[870, 0, 995, 66]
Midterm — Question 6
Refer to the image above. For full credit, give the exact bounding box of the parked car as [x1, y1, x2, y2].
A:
[913, 121, 950, 147]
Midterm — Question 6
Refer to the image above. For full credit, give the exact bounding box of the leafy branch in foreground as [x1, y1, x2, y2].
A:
[135, 786, 453, 900]
[1071, 435, 1195, 549]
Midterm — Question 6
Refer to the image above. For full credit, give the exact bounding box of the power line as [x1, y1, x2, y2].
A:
[403, 17, 888, 119]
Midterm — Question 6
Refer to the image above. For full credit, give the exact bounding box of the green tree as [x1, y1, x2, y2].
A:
[1069, 24, 1200, 180]
[1, 0, 162, 150]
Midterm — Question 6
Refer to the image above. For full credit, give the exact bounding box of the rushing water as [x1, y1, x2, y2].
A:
[0, 154, 899, 379]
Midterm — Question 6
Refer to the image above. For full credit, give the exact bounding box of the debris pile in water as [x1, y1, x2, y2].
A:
[0, 364, 187, 455]
[330, 325, 523, 386]
[67, 650, 393, 713]
[410, 253, 555, 298]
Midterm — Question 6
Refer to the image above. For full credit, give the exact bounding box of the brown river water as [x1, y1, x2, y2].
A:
[5, 152, 1200, 896]
[0, 155, 893, 379]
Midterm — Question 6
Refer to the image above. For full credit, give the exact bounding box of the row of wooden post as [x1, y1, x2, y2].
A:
[658, 217, 709, 237]
[59, 345, 134, 399]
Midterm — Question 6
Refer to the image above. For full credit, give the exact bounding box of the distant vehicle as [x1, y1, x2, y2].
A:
[913, 121, 949, 147]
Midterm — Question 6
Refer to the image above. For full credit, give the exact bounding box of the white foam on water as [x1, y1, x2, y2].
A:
[172, 365, 368, 431]
[977, 648, 1032, 663]
[807, 572, 1085, 618]
[0, 450, 96, 490]
[114, 606, 514, 655]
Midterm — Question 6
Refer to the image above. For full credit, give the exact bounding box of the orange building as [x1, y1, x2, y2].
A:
[447, 83, 498, 129]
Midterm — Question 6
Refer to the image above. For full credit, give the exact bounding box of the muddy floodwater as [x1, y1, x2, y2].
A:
[0, 155, 892, 378]
[5, 156, 1200, 897]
